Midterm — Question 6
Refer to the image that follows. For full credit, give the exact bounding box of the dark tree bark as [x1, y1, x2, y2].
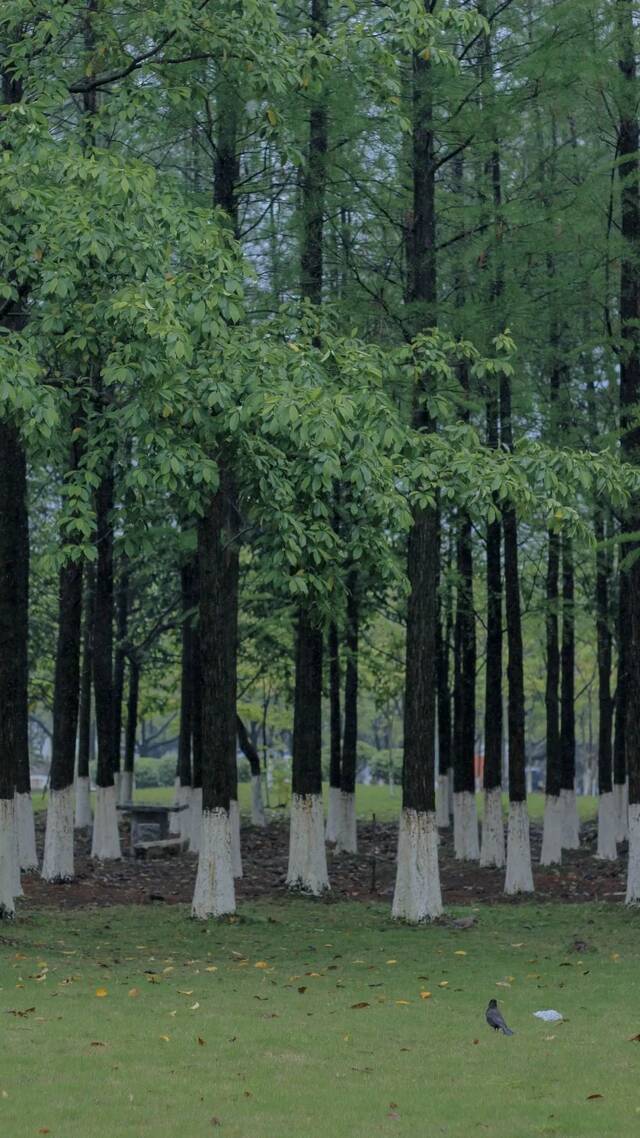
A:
[341, 575, 359, 798]
[14, 434, 30, 800]
[595, 514, 613, 796]
[77, 564, 95, 781]
[191, 623, 203, 793]
[401, 42, 438, 818]
[123, 657, 139, 782]
[177, 561, 194, 789]
[328, 622, 342, 793]
[92, 468, 115, 790]
[545, 531, 561, 798]
[50, 513, 84, 794]
[290, 0, 328, 814]
[614, 566, 628, 795]
[198, 458, 239, 813]
[616, 0, 640, 822]
[292, 609, 323, 797]
[436, 567, 452, 790]
[0, 423, 27, 805]
[484, 408, 503, 793]
[237, 715, 260, 778]
[453, 520, 475, 797]
[559, 535, 576, 796]
[501, 385, 526, 804]
[112, 559, 130, 779]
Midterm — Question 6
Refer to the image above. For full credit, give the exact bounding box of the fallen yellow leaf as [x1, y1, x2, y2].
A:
[420, 991, 432, 1000]
[395, 1000, 411, 1006]
[190, 1002, 200, 1010]
[438, 981, 449, 988]
[254, 962, 269, 970]
[454, 951, 467, 957]
[178, 990, 194, 996]
[95, 988, 108, 998]
[205, 967, 218, 973]
[386, 960, 398, 965]
[160, 1035, 170, 1042]
[128, 988, 139, 998]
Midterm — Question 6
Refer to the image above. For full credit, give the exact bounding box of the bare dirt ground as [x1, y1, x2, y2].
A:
[19, 812, 628, 911]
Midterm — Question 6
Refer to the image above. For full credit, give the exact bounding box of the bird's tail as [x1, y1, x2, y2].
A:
[501, 1027, 514, 1036]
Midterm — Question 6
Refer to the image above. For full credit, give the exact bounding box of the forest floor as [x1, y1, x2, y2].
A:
[2, 900, 639, 1137]
[19, 808, 627, 913]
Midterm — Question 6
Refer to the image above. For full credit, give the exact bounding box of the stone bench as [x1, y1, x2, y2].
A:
[133, 837, 187, 860]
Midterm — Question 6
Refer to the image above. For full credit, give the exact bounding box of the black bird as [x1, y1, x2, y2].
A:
[486, 998, 514, 1035]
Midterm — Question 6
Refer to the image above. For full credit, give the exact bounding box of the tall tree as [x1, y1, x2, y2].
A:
[286, 0, 330, 896]
[392, 38, 442, 922]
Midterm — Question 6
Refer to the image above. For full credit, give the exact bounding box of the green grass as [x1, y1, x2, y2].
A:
[2, 900, 639, 1137]
[31, 783, 597, 824]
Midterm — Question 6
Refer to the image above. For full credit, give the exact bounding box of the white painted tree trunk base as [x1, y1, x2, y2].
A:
[16, 792, 38, 871]
[480, 787, 505, 868]
[251, 775, 267, 828]
[560, 788, 580, 849]
[625, 805, 640, 905]
[286, 794, 329, 895]
[392, 809, 442, 922]
[192, 808, 236, 918]
[169, 779, 183, 835]
[614, 781, 628, 843]
[596, 791, 618, 861]
[74, 776, 92, 829]
[179, 785, 192, 842]
[436, 773, 450, 828]
[453, 791, 480, 861]
[90, 786, 122, 860]
[189, 788, 203, 853]
[119, 771, 134, 806]
[540, 795, 563, 866]
[325, 785, 342, 843]
[0, 799, 17, 917]
[230, 799, 243, 878]
[42, 786, 75, 882]
[504, 801, 534, 894]
[336, 791, 357, 854]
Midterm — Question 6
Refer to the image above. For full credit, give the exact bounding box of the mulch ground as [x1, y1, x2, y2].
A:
[19, 812, 629, 912]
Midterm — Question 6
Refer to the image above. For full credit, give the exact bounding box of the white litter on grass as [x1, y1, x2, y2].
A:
[533, 1010, 564, 1022]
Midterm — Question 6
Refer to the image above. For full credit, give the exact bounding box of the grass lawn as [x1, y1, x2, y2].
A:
[2, 900, 639, 1137]
[30, 782, 598, 824]
[126, 785, 599, 824]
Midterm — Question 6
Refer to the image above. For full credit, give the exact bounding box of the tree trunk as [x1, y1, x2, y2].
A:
[43, 547, 83, 880]
[113, 559, 129, 798]
[540, 530, 562, 865]
[75, 564, 94, 828]
[614, 566, 629, 840]
[237, 714, 267, 827]
[392, 37, 442, 923]
[616, 0, 640, 903]
[325, 621, 342, 843]
[287, 609, 328, 893]
[172, 559, 194, 838]
[192, 458, 239, 916]
[13, 425, 36, 874]
[120, 656, 139, 806]
[0, 422, 28, 915]
[436, 538, 453, 828]
[560, 535, 579, 848]
[453, 510, 479, 861]
[501, 371, 533, 894]
[90, 467, 120, 860]
[191, 59, 242, 914]
[190, 622, 203, 853]
[337, 575, 358, 854]
[595, 513, 615, 859]
[287, 0, 330, 896]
